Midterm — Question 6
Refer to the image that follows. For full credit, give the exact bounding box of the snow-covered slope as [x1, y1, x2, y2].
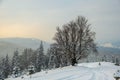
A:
[6, 62, 120, 80]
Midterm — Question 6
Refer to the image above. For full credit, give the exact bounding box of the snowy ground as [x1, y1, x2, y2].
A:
[6, 62, 120, 80]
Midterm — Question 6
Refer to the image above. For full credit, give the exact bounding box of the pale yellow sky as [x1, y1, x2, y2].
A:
[0, 0, 120, 42]
[0, 23, 56, 42]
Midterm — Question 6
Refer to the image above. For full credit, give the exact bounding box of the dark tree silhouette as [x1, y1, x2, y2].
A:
[115, 58, 119, 66]
[53, 16, 97, 66]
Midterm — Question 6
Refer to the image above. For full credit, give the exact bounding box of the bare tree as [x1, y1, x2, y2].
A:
[53, 16, 97, 66]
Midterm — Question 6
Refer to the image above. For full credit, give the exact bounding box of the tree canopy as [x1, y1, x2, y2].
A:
[53, 16, 97, 66]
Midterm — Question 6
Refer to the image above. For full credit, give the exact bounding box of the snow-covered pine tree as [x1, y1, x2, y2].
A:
[1, 54, 11, 78]
[36, 41, 45, 72]
[12, 50, 19, 69]
[20, 48, 32, 70]
[29, 49, 37, 70]
[47, 48, 54, 69]
[28, 63, 35, 75]
[43, 49, 50, 69]
[12, 66, 20, 78]
[0, 59, 2, 75]
[48, 44, 64, 69]
[12, 50, 20, 77]
[47, 46, 56, 69]
[1, 58, 5, 78]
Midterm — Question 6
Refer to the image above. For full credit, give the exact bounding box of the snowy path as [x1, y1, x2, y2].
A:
[6, 62, 120, 80]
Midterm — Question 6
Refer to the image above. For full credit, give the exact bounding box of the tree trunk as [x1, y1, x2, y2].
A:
[71, 58, 77, 66]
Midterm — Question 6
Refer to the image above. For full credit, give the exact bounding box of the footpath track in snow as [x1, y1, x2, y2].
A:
[6, 62, 120, 80]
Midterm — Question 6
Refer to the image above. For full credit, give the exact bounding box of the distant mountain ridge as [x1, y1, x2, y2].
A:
[0, 38, 120, 59]
[0, 38, 50, 58]
[99, 42, 120, 49]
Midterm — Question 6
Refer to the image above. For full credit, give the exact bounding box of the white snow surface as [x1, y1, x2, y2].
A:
[6, 62, 120, 80]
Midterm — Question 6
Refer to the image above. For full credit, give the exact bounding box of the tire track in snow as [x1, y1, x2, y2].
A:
[57, 71, 93, 80]
[89, 70, 110, 80]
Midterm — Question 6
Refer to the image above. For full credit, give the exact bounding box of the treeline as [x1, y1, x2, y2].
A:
[0, 41, 71, 78]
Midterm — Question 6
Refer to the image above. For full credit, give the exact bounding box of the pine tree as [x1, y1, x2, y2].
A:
[48, 44, 64, 69]
[115, 58, 119, 66]
[12, 66, 20, 78]
[19, 48, 35, 71]
[2, 54, 11, 78]
[102, 55, 107, 62]
[47, 45, 56, 69]
[36, 54, 42, 72]
[1, 58, 5, 78]
[20, 49, 29, 70]
[36, 41, 44, 72]
[12, 50, 20, 77]
[112, 56, 115, 63]
[12, 50, 19, 68]
[28, 63, 35, 75]
[29, 49, 37, 70]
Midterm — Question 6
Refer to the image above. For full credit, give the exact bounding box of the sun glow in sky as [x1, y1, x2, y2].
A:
[0, 0, 120, 42]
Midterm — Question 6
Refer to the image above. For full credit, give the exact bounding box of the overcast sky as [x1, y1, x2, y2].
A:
[0, 0, 120, 42]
